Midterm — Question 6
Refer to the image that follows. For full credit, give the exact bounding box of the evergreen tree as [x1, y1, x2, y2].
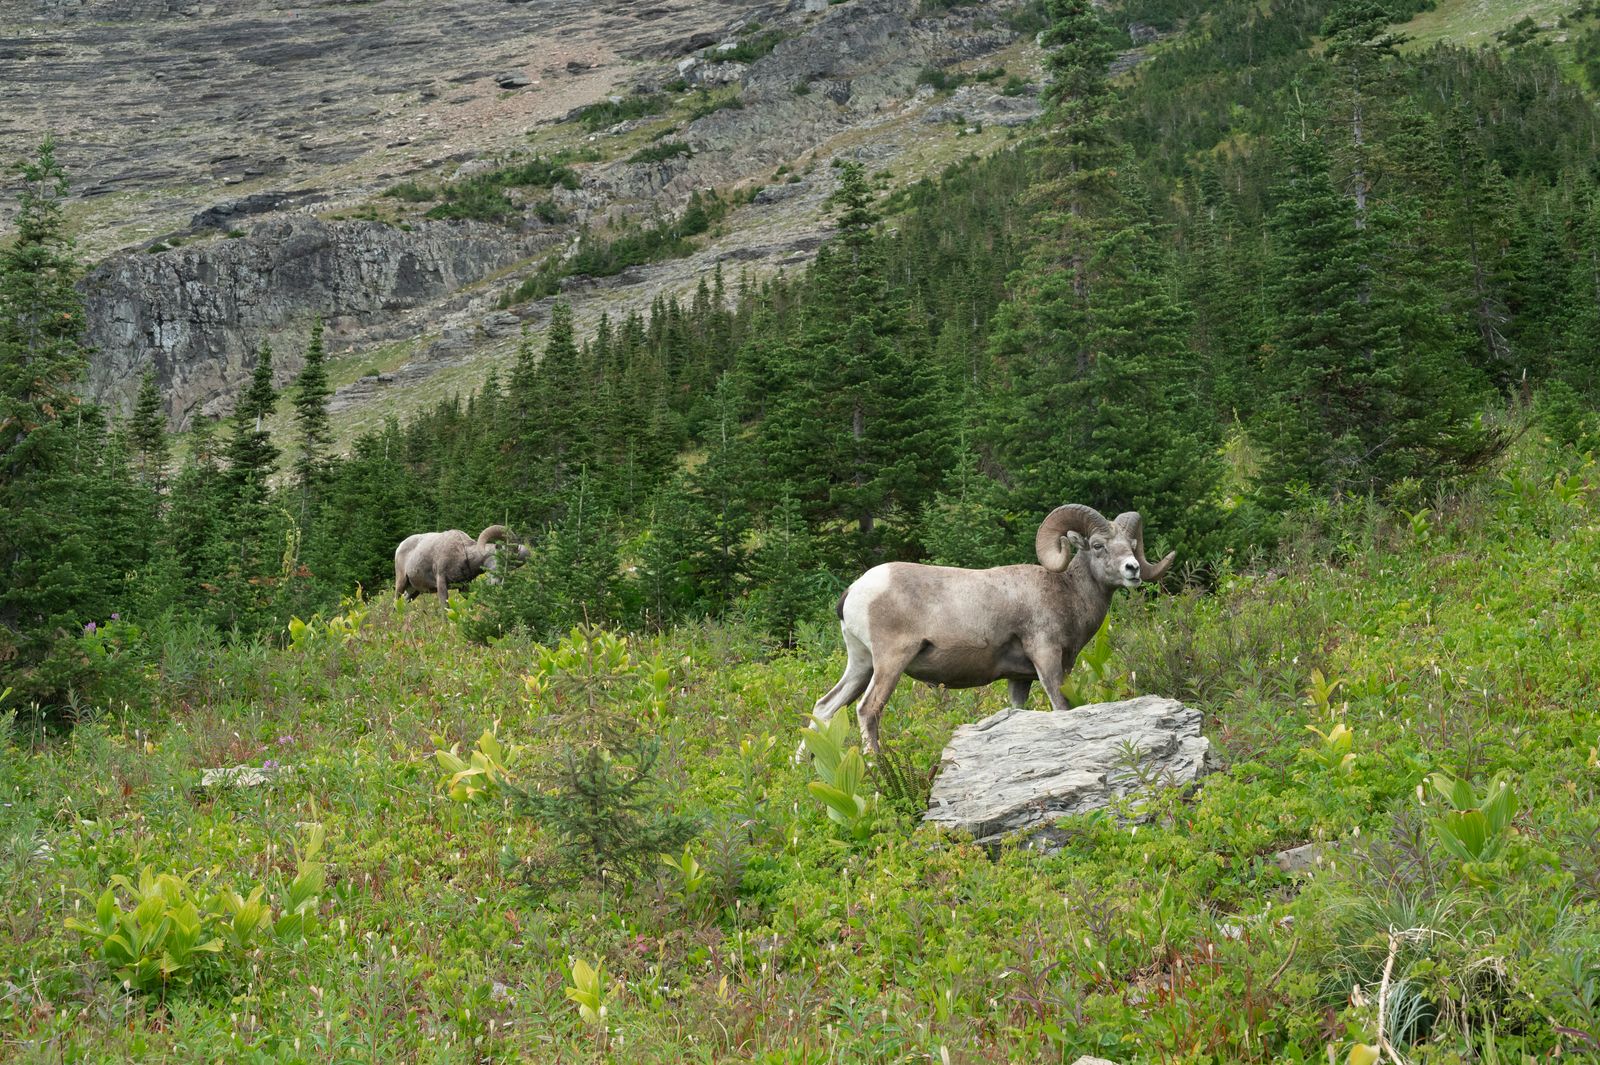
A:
[0, 138, 84, 473]
[747, 493, 825, 649]
[1321, 0, 1406, 227]
[226, 340, 280, 503]
[219, 341, 287, 633]
[681, 377, 753, 607]
[0, 139, 98, 692]
[129, 368, 168, 491]
[537, 302, 588, 494]
[919, 440, 1012, 568]
[762, 162, 950, 565]
[291, 318, 332, 503]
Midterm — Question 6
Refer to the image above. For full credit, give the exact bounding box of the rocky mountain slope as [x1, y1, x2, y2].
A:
[2, 0, 1044, 432]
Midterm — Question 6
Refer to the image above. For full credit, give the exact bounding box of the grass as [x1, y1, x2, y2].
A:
[626, 141, 693, 166]
[379, 156, 579, 225]
[1396, 0, 1585, 49]
[500, 191, 731, 307]
[4, 437, 1600, 1060]
[573, 94, 675, 132]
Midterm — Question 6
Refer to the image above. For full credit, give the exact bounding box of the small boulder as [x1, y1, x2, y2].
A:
[201, 764, 294, 788]
[687, 60, 748, 88]
[1273, 841, 1336, 876]
[924, 696, 1209, 846]
[494, 71, 532, 89]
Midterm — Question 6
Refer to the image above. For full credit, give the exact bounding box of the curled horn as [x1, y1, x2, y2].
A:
[1035, 504, 1112, 572]
[476, 524, 510, 547]
[1114, 511, 1175, 582]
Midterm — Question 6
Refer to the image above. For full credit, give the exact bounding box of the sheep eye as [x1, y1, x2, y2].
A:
[1092, 541, 1105, 552]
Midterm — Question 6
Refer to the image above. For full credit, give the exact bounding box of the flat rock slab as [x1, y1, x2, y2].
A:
[924, 696, 1209, 845]
[200, 764, 294, 788]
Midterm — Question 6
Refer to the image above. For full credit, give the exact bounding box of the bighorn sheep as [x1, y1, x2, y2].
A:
[811, 505, 1174, 754]
[393, 525, 528, 604]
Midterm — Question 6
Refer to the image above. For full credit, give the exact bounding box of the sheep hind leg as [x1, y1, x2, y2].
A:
[854, 643, 920, 757]
[811, 630, 872, 725]
[798, 632, 872, 763]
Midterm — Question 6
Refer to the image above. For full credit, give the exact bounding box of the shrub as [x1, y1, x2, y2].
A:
[917, 65, 965, 93]
[64, 825, 325, 999]
[382, 180, 438, 202]
[462, 519, 622, 642]
[627, 141, 693, 165]
[434, 629, 699, 891]
[688, 90, 744, 120]
[1496, 16, 1542, 47]
[574, 93, 671, 131]
[716, 30, 787, 63]
[402, 156, 578, 223]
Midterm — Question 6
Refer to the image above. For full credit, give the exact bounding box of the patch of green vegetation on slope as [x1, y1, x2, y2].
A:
[1396, 0, 1585, 50]
[4, 437, 1600, 1059]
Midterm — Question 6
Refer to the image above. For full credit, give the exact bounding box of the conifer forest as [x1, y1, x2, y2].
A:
[4, 0, 1600, 1060]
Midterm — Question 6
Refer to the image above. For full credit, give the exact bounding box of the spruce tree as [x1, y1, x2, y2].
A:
[537, 302, 588, 493]
[129, 368, 169, 490]
[291, 318, 332, 503]
[0, 139, 96, 690]
[226, 340, 280, 503]
[0, 138, 85, 474]
[762, 161, 950, 565]
[747, 493, 823, 649]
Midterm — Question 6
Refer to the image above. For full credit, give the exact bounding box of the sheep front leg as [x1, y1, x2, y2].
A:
[435, 570, 450, 607]
[1026, 640, 1071, 713]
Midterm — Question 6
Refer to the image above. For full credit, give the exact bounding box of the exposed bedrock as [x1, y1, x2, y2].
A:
[82, 217, 549, 426]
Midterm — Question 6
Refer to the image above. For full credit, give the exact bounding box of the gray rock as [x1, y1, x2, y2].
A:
[1273, 841, 1335, 876]
[201, 764, 294, 788]
[753, 181, 808, 204]
[923, 696, 1210, 845]
[81, 217, 550, 427]
[1071, 1057, 1121, 1065]
[478, 311, 521, 338]
[923, 85, 1042, 128]
[494, 70, 532, 89]
[687, 60, 748, 87]
[1127, 21, 1161, 44]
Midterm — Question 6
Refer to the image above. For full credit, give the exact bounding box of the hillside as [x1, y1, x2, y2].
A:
[5, 0, 1600, 1059]
[2, 0, 1045, 431]
[3, 438, 1598, 1060]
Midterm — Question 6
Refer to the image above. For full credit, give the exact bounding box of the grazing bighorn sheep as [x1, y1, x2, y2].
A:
[393, 525, 528, 605]
[811, 505, 1174, 754]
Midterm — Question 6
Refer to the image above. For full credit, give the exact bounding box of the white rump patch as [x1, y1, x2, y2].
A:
[841, 564, 894, 646]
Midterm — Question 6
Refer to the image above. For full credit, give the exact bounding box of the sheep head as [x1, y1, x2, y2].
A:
[1113, 511, 1176, 583]
[1036, 504, 1174, 588]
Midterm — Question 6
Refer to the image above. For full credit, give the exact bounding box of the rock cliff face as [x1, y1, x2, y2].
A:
[83, 218, 551, 426]
[5, 0, 1042, 431]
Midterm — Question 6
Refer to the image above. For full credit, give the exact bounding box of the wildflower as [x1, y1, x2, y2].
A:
[83, 621, 96, 635]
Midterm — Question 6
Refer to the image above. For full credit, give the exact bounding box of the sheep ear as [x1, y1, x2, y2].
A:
[1065, 531, 1086, 551]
